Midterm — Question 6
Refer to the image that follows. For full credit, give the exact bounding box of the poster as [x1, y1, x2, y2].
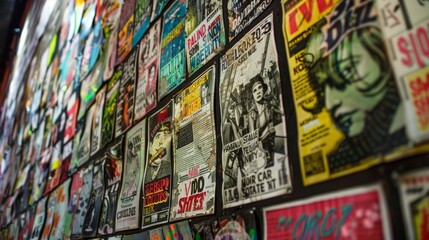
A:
[71, 165, 93, 238]
[64, 92, 79, 143]
[398, 168, 429, 240]
[91, 86, 106, 156]
[135, 19, 161, 120]
[263, 185, 391, 240]
[170, 66, 216, 221]
[98, 138, 123, 236]
[186, 0, 225, 75]
[83, 161, 105, 237]
[69, 125, 83, 174]
[142, 102, 173, 228]
[49, 179, 71, 240]
[281, 0, 413, 185]
[115, 49, 137, 138]
[29, 197, 46, 240]
[215, 210, 257, 239]
[77, 104, 95, 166]
[123, 231, 150, 239]
[151, 0, 171, 21]
[60, 140, 73, 183]
[377, 0, 429, 143]
[102, 81, 119, 148]
[78, 61, 104, 120]
[64, 170, 84, 239]
[220, 14, 291, 208]
[133, 0, 152, 47]
[101, 0, 122, 80]
[149, 227, 165, 239]
[117, 0, 136, 63]
[159, 0, 187, 99]
[116, 119, 147, 231]
[41, 192, 57, 239]
[227, 0, 272, 40]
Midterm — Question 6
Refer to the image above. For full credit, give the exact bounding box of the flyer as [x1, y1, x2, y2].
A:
[78, 61, 104, 120]
[90, 86, 106, 156]
[159, 0, 187, 99]
[41, 191, 57, 239]
[220, 14, 291, 208]
[398, 168, 429, 240]
[98, 138, 123, 236]
[263, 185, 391, 240]
[281, 0, 411, 185]
[135, 19, 161, 120]
[186, 0, 225, 75]
[227, 0, 272, 40]
[64, 170, 84, 239]
[377, 0, 429, 143]
[64, 92, 79, 143]
[102, 81, 119, 148]
[115, 49, 137, 138]
[117, 0, 136, 64]
[77, 104, 95, 166]
[133, 0, 152, 47]
[116, 119, 147, 231]
[170, 66, 216, 221]
[151, 0, 171, 21]
[29, 197, 46, 240]
[49, 178, 71, 240]
[142, 102, 173, 228]
[162, 221, 193, 239]
[215, 210, 257, 239]
[71, 165, 93, 238]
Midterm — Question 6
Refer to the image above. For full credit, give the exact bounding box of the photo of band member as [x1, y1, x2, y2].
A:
[304, 18, 407, 173]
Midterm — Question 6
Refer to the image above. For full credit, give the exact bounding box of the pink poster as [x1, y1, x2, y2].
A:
[263, 185, 391, 240]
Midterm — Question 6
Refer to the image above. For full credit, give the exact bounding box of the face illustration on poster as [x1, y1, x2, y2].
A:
[146, 63, 157, 106]
[146, 123, 171, 182]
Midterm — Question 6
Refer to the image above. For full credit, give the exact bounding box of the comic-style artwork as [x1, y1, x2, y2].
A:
[49, 179, 71, 239]
[115, 49, 137, 137]
[135, 19, 161, 120]
[102, 80, 119, 148]
[281, 0, 411, 185]
[82, 161, 105, 237]
[133, 0, 152, 47]
[220, 14, 291, 208]
[398, 168, 429, 240]
[71, 165, 93, 238]
[29, 197, 47, 240]
[170, 66, 216, 221]
[98, 138, 123, 236]
[117, 0, 136, 63]
[186, 0, 225, 75]
[377, 0, 429, 143]
[64, 170, 84, 239]
[227, 0, 272, 40]
[102, 0, 122, 81]
[158, 0, 187, 99]
[263, 185, 391, 240]
[91, 86, 106, 156]
[151, 0, 171, 21]
[142, 102, 173, 228]
[116, 120, 146, 231]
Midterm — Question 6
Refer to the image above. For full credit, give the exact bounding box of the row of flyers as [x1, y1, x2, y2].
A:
[4, 167, 429, 240]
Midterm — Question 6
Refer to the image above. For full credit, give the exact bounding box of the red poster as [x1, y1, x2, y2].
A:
[263, 185, 391, 240]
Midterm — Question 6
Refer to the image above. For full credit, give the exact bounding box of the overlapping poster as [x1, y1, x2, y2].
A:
[133, 0, 152, 47]
[117, 0, 136, 63]
[115, 50, 137, 137]
[116, 119, 146, 231]
[377, 0, 429, 143]
[220, 14, 291, 208]
[102, 81, 119, 147]
[398, 168, 429, 240]
[71, 165, 93, 238]
[90, 86, 106, 155]
[142, 103, 173, 228]
[29, 197, 47, 240]
[263, 185, 391, 240]
[281, 0, 410, 185]
[186, 0, 225, 75]
[227, 0, 272, 40]
[159, 0, 187, 99]
[98, 138, 123, 236]
[135, 19, 161, 120]
[170, 66, 216, 221]
[49, 178, 71, 239]
[151, 0, 171, 21]
[83, 161, 105, 237]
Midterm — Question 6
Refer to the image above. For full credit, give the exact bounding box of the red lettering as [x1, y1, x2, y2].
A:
[398, 37, 412, 67]
[177, 192, 206, 214]
[410, 73, 429, 97]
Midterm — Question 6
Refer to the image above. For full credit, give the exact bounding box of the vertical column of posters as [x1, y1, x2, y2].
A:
[142, 102, 173, 228]
[281, 0, 409, 185]
[115, 50, 137, 137]
[227, 0, 272, 40]
[135, 19, 161, 120]
[377, 0, 429, 143]
[116, 120, 147, 231]
[186, 0, 225, 75]
[220, 14, 291, 208]
[159, 0, 187, 99]
[263, 185, 391, 240]
[170, 66, 216, 221]
[398, 168, 429, 240]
